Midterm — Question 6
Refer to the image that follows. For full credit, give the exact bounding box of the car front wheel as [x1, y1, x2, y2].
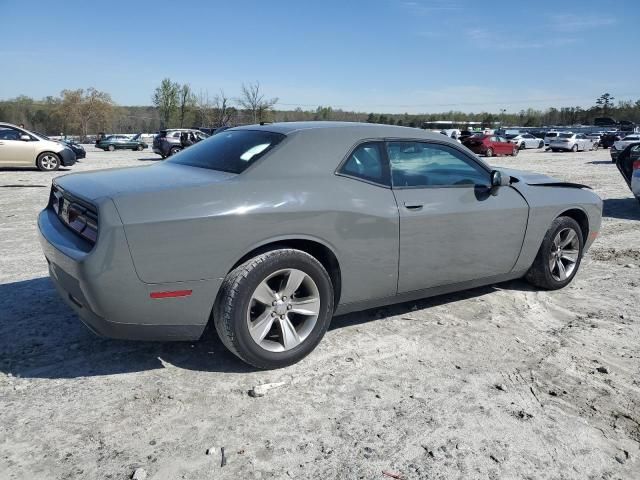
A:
[525, 216, 583, 290]
[36, 152, 60, 171]
[169, 146, 181, 156]
[107, 144, 115, 152]
[214, 249, 334, 369]
[485, 148, 493, 157]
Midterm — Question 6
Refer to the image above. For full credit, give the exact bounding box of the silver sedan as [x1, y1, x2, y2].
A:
[38, 122, 602, 368]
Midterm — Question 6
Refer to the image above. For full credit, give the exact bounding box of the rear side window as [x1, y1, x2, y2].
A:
[168, 130, 285, 174]
[340, 142, 388, 185]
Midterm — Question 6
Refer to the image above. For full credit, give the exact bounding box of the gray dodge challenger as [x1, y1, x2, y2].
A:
[38, 122, 602, 368]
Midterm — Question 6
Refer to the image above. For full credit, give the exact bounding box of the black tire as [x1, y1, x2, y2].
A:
[169, 146, 181, 156]
[512, 146, 519, 157]
[518, 142, 525, 150]
[136, 144, 144, 151]
[107, 144, 115, 152]
[214, 249, 334, 369]
[571, 144, 578, 152]
[525, 216, 584, 290]
[36, 152, 60, 171]
[538, 141, 544, 148]
[485, 148, 494, 157]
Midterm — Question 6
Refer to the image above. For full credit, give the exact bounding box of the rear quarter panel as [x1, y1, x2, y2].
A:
[114, 165, 400, 305]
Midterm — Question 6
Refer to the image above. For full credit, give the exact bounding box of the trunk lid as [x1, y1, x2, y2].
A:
[54, 163, 236, 204]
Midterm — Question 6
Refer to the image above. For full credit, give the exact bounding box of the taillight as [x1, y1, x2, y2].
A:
[633, 160, 640, 171]
[49, 185, 99, 244]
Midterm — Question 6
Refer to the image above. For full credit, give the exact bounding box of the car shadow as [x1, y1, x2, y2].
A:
[0, 276, 535, 379]
[137, 157, 162, 162]
[587, 160, 614, 165]
[602, 198, 640, 220]
[0, 168, 71, 172]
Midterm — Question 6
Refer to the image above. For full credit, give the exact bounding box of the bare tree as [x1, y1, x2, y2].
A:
[213, 89, 233, 126]
[178, 83, 196, 127]
[58, 88, 114, 138]
[195, 90, 214, 127]
[152, 78, 180, 128]
[237, 82, 278, 123]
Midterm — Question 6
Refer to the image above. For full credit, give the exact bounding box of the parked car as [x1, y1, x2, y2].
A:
[0, 122, 76, 171]
[549, 133, 596, 152]
[614, 143, 640, 205]
[462, 134, 518, 157]
[585, 132, 603, 147]
[543, 131, 561, 148]
[507, 133, 544, 150]
[38, 122, 602, 368]
[35, 132, 86, 159]
[610, 134, 640, 162]
[152, 128, 209, 158]
[600, 131, 625, 149]
[97, 134, 148, 152]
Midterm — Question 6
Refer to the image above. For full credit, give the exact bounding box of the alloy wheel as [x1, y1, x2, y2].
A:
[246, 268, 321, 352]
[40, 154, 59, 170]
[549, 228, 580, 281]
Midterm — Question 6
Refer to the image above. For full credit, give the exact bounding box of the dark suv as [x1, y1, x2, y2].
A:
[152, 129, 209, 158]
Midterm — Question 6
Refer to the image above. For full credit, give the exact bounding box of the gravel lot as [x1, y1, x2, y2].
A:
[1, 145, 639, 480]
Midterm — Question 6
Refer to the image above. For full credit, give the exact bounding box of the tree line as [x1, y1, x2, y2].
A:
[1, 85, 638, 138]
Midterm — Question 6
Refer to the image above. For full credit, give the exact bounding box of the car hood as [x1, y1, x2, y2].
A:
[613, 140, 638, 150]
[54, 163, 236, 203]
[498, 167, 590, 189]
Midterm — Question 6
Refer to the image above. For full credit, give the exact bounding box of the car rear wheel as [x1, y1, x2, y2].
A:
[538, 141, 544, 148]
[485, 148, 493, 157]
[214, 249, 334, 369]
[525, 216, 583, 290]
[36, 152, 60, 171]
[108, 144, 115, 152]
[169, 146, 181, 156]
[512, 147, 519, 157]
[571, 144, 578, 152]
[136, 145, 144, 151]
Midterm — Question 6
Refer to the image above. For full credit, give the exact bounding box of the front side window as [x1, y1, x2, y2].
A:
[0, 127, 21, 140]
[339, 142, 388, 185]
[388, 142, 489, 188]
[168, 129, 285, 174]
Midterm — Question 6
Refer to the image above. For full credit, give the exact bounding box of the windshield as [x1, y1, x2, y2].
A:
[505, 134, 519, 139]
[559, 133, 573, 138]
[546, 133, 559, 138]
[168, 130, 285, 173]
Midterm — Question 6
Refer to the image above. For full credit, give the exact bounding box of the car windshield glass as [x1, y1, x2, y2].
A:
[505, 134, 518, 139]
[168, 130, 285, 173]
[559, 133, 573, 138]
[546, 133, 558, 137]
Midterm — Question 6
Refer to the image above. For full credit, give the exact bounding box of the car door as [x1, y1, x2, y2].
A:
[389, 140, 529, 293]
[0, 127, 36, 166]
[575, 134, 586, 150]
[496, 136, 511, 154]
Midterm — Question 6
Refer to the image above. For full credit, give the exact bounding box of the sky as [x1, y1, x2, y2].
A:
[1, 0, 639, 114]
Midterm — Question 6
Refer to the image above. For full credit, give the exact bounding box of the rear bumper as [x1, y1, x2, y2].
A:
[549, 143, 573, 151]
[38, 204, 214, 341]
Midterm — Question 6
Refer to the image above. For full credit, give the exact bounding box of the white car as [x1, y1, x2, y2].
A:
[0, 123, 76, 171]
[507, 133, 544, 150]
[612, 134, 640, 155]
[544, 131, 561, 148]
[549, 133, 596, 152]
[614, 143, 640, 204]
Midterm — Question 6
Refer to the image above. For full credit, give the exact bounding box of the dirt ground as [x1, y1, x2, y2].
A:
[1, 144, 638, 480]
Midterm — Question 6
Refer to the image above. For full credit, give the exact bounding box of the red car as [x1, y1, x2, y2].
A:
[462, 134, 518, 157]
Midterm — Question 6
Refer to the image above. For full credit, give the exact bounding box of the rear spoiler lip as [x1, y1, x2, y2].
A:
[527, 182, 592, 189]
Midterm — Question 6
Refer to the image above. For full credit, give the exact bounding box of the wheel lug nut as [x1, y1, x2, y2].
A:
[280, 315, 285, 319]
[272, 301, 277, 306]
[282, 296, 287, 301]
[271, 312, 276, 317]
[287, 304, 292, 310]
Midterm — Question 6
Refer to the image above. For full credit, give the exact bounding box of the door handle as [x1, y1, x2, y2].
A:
[404, 202, 423, 210]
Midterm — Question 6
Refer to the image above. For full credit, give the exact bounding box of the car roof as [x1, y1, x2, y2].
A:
[230, 121, 452, 141]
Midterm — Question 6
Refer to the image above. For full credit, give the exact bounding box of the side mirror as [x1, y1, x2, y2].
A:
[20, 134, 31, 141]
[490, 170, 511, 194]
